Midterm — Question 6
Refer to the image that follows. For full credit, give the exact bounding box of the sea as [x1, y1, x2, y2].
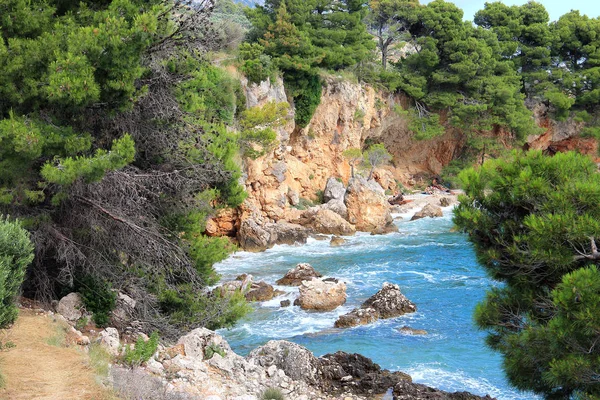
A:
[215, 201, 538, 399]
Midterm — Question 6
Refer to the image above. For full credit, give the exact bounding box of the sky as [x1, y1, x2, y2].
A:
[421, 0, 600, 22]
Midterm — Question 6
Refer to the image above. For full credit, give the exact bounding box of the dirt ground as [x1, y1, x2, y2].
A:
[0, 309, 112, 400]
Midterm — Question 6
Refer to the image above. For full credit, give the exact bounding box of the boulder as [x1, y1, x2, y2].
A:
[276, 263, 322, 286]
[280, 299, 291, 307]
[245, 281, 282, 302]
[344, 177, 397, 233]
[362, 282, 416, 319]
[319, 351, 411, 395]
[237, 220, 310, 252]
[439, 197, 452, 207]
[305, 209, 355, 236]
[323, 177, 346, 203]
[110, 292, 136, 328]
[287, 188, 300, 206]
[264, 221, 310, 246]
[177, 327, 231, 360]
[237, 219, 271, 252]
[214, 274, 254, 297]
[98, 327, 121, 356]
[57, 292, 84, 321]
[247, 340, 322, 385]
[330, 236, 346, 247]
[297, 278, 347, 311]
[334, 307, 379, 328]
[321, 199, 348, 219]
[388, 193, 404, 205]
[398, 326, 428, 335]
[335, 283, 416, 328]
[411, 204, 443, 221]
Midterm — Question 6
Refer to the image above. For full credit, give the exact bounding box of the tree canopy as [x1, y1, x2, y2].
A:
[455, 150, 600, 398]
[0, 0, 249, 338]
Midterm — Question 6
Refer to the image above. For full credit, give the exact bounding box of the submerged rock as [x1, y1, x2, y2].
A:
[398, 326, 428, 335]
[297, 278, 347, 311]
[276, 263, 322, 286]
[330, 236, 347, 247]
[411, 204, 443, 221]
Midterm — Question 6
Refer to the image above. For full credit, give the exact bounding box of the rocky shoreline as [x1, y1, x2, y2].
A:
[44, 298, 494, 400]
[37, 190, 500, 400]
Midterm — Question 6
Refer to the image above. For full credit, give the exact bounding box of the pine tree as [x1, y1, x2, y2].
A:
[455, 150, 600, 398]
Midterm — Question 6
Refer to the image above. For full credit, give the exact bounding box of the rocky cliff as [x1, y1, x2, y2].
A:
[209, 75, 597, 250]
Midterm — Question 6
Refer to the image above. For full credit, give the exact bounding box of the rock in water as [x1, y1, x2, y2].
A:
[335, 282, 416, 328]
[323, 177, 346, 203]
[393, 380, 496, 399]
[247, 340, 322, 385]
[245, 281, 280, 302]
[398, 326, 428, 335]
[305, 209, 355, 236]
[439, 196, 452, 207]
[298, 278, 347, 311]
[57, 292, 84, 321]
[319, 351, 412, 395]
[334, 307, 379, 328]
[344, 177, 397, 233]
[411, 204, 443, 221]
[330, 236, 346, 247]
[276, 263, 322, 286]
[362, 282, 416, 319]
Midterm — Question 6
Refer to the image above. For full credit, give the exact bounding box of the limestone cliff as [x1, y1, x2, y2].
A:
[209, 75, 597, 249]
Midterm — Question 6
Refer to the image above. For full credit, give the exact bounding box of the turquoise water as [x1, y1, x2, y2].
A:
[215, 205, 537, 399]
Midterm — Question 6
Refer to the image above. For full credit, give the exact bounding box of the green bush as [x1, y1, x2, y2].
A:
[261, 387, 284, 400]
[77, 275, 117, 327]
[204, 343, 226, 360]
[0, 216, 34, 328]
[122, 331, 159, 368]
[158, 284, 251, 331]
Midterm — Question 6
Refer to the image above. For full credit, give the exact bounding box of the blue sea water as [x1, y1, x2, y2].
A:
[215, 205, 538, 399]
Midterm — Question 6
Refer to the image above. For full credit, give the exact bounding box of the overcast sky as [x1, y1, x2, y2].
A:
[421, 0, 600, 22]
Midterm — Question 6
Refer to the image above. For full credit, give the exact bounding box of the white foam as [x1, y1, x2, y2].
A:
[405, 365, 535, 400]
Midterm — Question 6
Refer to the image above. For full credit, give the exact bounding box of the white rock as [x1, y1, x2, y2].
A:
[267, 364, 277, 377]
[98, 327, 120, 356]
[146, 358, 164, 375]
[57, 292, 83, 321]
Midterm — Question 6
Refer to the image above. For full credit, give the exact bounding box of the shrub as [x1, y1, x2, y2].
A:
[0, 216, 34, 328]
[158, 284, 251, 331]
[204, 343, 226, 360]
[122, 331, 159, 368]
[77, 275, 117, 327]
[261, 387, 284, 400]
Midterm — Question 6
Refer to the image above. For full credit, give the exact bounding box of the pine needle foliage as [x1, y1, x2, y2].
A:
[455, 150, 600, 398]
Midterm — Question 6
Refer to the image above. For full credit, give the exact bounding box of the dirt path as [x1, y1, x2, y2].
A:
[0, 309, 112, 400]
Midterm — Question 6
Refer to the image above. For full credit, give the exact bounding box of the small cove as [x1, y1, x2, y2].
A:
[216, 205, 538, 399]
